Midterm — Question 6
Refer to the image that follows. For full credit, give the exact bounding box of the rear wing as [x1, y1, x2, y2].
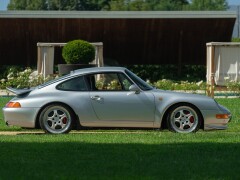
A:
[6, 87, 33, 96]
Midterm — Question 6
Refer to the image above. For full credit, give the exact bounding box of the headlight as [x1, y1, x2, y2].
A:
[216, 114, 230, 119]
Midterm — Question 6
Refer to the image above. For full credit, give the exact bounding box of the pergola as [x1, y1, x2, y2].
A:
[37, 42, 103, 77]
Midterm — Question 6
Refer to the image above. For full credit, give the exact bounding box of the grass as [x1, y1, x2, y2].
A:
[0, 97, 22, 131]
[0, 97, 240, 179]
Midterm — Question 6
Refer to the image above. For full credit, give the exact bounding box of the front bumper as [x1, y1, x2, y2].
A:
[2, 107, 40, 128]
[202, 105, 231, 130]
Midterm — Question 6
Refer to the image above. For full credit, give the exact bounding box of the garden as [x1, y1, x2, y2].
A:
[0, 64, 240, 179]
[1, 65, 240, 97]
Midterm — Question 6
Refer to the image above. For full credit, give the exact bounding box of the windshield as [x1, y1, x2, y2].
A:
[38, 74, 70, 89]
[125, 69, 153, 91]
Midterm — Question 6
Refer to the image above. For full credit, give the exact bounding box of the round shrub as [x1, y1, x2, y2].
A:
[62, 40, 95, 64]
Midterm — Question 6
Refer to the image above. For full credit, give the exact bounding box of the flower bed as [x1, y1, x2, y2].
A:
[0, 67, 239, 97]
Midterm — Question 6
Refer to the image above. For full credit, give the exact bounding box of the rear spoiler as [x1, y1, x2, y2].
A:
[6, 87, 33, 96]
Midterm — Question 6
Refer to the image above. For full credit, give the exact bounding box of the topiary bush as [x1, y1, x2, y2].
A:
[62, 40, 95, 64]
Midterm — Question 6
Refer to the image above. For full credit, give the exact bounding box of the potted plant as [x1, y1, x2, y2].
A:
[58, 39, 95, 75]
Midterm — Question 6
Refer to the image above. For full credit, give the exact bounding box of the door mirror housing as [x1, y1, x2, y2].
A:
[129, 84, 140, 94]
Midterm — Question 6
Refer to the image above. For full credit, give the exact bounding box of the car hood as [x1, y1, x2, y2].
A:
[151, 88, 212, 100]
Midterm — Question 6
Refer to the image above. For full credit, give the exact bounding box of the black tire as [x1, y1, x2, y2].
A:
[39, 104, 73, 134]
[167, 104, 201, 133]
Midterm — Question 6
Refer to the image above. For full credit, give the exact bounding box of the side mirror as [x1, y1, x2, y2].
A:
[129, 84, 140, 94]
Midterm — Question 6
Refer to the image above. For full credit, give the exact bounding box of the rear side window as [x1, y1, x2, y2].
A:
[56, 76, 88, 91]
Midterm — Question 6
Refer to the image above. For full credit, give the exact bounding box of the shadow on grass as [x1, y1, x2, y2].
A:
[0, 141, 240, 179]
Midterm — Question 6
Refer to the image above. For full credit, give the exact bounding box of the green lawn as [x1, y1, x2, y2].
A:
[0, 97, 240, 179]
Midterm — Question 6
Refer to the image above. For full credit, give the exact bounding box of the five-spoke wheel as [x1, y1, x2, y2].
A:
[39, 104, 73, 134]
[167, 105, 201, 133]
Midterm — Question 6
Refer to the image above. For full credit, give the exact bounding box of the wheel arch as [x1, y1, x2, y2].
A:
[160, 102, 204, 130]
[35, 101, 80, 129]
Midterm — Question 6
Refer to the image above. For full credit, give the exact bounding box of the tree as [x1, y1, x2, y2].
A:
[110, 0, 189, 11]
[8, 0, 111, 10]
[7, 0, 228, 11]
[187, 0, 228, 10]
[8, 0, 48, 10]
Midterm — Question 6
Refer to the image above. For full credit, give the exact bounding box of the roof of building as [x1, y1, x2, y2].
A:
[0, 10, 237, 19]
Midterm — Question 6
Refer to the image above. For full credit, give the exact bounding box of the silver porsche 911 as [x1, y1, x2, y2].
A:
[2, 67, 231, 134]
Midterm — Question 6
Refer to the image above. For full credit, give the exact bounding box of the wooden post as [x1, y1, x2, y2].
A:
[98, 45, 104, 67]
[37, 46, 42, 74]
[210, 45, 215, 98]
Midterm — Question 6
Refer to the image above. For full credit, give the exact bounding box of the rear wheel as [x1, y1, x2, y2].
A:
[167, 104, 201, 133]
[39, 104, 73, 134]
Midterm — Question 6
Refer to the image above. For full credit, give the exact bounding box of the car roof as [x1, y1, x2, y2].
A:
[38, 67, 128, 89]
[70, 66, 127, 76]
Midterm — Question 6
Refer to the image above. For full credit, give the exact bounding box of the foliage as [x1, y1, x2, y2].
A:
[187, 0, 228, 10]
[224, 76, 240, 96]
[7, 0, 227, 11]
[62, 40, 95, 64]
[8, 0, 48, 10]
[0, 68, 56, 89]
[232, 38, 240, 42]
[110, 0, 189, 10]
[153, 79, 206, 91]
[126, 65, 206, 82]
[0, 65, 24, 80]
[8, 0, 111, 10]
[227, 81, 240, 96]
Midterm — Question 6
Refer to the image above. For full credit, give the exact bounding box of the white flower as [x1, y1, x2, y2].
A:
[24, 68, 32, 73]
[196, 80, 203, 86]
[19, 72, 24, 75]
[7, 72, 13, 79]
[7, 77, 14, 80]
[1, 79, 6, 83]
[224, 77, 230, 80]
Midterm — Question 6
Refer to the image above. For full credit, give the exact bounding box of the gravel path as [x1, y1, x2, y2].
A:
[0, 131, 150, 135]
[0, 131, 44, 135]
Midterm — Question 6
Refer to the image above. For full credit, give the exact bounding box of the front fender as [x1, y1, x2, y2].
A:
[152, 91, 219, 128]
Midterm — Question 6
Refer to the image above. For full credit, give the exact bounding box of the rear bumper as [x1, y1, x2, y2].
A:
[2, 107, 40, 128]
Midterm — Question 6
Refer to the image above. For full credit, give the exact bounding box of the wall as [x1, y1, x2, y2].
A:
[0, 12, 236, 66]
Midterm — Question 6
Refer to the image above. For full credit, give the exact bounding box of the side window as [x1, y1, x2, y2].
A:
[57, 76, 88, 91]
[118, 73, 133, 90]
[87, 73, 132, 91]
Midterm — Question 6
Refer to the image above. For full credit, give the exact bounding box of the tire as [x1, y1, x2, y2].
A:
[167, 104, 201, 133]
[39, 104, 73, 134]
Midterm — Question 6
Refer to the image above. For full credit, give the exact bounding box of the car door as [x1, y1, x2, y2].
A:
[87, 72, 155, 122]
[56, 75, 99, 122]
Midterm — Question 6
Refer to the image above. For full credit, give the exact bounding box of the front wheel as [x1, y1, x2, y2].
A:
[167, 105, 201, 133]
[39, 104, 73, 134]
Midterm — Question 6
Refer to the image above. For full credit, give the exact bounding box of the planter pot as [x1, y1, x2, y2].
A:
[58, 64, 96, 75]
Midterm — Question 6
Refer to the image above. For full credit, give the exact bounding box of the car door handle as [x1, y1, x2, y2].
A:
[91, 96, 102, 101]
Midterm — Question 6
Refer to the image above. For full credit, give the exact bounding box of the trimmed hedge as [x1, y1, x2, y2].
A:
[62, 40, 95, 64]
[126, 65, 206, 82]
